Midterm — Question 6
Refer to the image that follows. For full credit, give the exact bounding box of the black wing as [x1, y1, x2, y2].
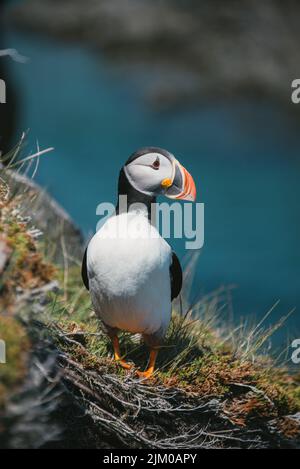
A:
[81, 247, 89, 290]
[170, 252, 182, 301]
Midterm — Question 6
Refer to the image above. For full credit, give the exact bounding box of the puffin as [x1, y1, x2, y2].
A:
[82, 147, 196, 378]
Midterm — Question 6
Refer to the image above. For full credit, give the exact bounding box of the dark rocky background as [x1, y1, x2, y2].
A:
[6, 0, 300, 110]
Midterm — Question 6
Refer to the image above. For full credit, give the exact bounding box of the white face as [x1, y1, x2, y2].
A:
[124, 151, 174, 196]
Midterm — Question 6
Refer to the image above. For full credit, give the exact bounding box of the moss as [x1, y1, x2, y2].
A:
[0, 194, 55, 310]
[254, 368, 300, 415]
[223, 395, 276, 427]
[160, 352, 253, 395]
[276, 416, 300, 440]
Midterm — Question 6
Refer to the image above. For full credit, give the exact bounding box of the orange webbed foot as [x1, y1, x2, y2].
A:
[117, 358, 132, 370]
[136, 369, 154, 380]
[111, 335, 132, 371]
[136, 349, 158, 380]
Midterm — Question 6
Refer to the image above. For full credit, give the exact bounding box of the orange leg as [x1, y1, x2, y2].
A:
[111, 335, 132, 370]
[137, 349, 158, 379]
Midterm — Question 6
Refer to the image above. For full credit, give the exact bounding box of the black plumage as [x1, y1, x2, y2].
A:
[170, 252, 182, 300]
[81, 248, 89, 290]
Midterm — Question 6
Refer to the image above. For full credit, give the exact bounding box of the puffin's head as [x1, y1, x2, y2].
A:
[122, 147, 196, 201]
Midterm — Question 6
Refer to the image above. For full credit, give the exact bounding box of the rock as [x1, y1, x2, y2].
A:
[16, 280, 61, 315]
[0, 344, 63, 449]
[5, 170, 84, 265]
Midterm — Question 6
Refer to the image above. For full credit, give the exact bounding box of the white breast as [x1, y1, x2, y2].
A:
[87, 211, 172, 336]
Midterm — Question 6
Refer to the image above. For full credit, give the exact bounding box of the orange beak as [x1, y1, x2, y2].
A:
[164, 160, 197, 202]
[174, 162, 197, 201]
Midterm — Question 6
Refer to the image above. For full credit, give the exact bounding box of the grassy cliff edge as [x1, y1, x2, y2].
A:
[0, 165, 300, 449]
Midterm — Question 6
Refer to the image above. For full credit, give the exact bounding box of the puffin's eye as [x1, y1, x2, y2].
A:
[152, 157, 160, 170]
